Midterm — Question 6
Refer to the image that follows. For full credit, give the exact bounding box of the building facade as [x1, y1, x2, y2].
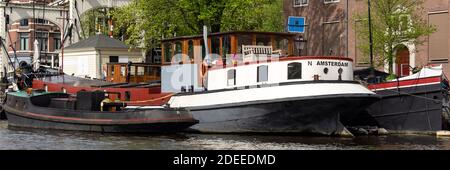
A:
[6, 0, 62, 68]
[284, 0, 450, 77]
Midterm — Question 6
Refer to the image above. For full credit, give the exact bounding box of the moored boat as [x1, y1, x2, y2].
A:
[159, 31, 380, 135]
[3, 90, 198, 133]
[349, 65, 450, 132]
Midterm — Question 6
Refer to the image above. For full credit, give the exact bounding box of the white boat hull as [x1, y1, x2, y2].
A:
[169, 81, 379, 134]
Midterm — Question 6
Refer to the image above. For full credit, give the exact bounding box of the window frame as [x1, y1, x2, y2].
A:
[257, 65, 269, 83]
[287, 62, 303, 80]
[227, 69, 236, 86]
[294, 0, 308, 7]
[324, 0, 339, 4]
[19, 19, 28, 26]
[19, 33, 29, 51]
[54, 33, 62, 51]
[109, 56, 119, 63]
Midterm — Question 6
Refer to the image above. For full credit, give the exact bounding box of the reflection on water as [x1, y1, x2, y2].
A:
[1, 121, 450, 150]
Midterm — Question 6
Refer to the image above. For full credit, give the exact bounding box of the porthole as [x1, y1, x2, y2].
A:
[338, 68, 343, 74]
[324, 68, 329, 74]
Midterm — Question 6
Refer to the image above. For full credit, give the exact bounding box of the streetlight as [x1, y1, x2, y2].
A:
[295, 36, 305, 56]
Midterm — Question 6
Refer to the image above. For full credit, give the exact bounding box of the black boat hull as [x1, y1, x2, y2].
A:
[348, 84, 447, 131]
[3, 92, 198, 133]
[187, 94, 379, 135]
[5, 112, 197, 133]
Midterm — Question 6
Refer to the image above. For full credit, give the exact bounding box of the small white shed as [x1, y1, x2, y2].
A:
[62, 35, 144, 79]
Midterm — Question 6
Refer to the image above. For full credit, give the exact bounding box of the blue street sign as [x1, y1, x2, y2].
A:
[288, 16, 305, 33]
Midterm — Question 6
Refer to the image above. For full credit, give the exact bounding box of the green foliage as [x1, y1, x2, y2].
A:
[80, 8, 113, 38]
[111, 0, 284, 50]
[354, 0, 435, 74]
[386, 74, 399, 81]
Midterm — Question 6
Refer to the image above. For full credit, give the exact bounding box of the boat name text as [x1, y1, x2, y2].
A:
[308, 61, 349, 67]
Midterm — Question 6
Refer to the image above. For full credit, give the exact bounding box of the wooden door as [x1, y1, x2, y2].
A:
[396, 48, 410, 77]
[113, 65, 127, 83]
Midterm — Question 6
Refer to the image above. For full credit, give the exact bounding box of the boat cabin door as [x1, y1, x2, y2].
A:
[111, 65, 127, 83]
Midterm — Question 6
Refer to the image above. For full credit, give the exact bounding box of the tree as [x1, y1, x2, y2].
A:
[354, 0, 435, 75]
[111, 0, 283, 50]
[81, 8, 110, 38]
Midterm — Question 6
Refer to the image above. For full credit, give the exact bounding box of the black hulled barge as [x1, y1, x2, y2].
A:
[3, 90, 198, 133]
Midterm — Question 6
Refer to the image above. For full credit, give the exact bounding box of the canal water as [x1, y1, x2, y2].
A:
[1, 121, 450, 150]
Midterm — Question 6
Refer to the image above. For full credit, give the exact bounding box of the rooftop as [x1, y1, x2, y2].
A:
[65, 34, 129, 50]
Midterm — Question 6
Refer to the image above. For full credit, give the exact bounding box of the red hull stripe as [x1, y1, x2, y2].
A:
[368, 76, 441, 90]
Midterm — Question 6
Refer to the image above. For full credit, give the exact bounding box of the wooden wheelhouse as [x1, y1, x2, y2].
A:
[161, 31, 298, 66]
[106, 63, 161, 83]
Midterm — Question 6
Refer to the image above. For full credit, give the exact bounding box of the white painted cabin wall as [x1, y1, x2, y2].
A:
[207, 59, 354, 91]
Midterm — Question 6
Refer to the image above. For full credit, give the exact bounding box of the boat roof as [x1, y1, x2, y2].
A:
[161, 31, 297, 42]
[38, 74, 113, 87]
[395, 65, 443, 81]
[65, 34, 130, 50]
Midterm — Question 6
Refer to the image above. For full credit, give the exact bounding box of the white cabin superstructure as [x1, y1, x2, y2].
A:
[206, 57, 354, 91]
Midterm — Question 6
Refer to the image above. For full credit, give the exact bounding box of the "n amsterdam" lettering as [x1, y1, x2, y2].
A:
[316, 61, 349, 67]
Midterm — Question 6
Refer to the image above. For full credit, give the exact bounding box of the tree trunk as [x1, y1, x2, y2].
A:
[387, 47, 394, 75]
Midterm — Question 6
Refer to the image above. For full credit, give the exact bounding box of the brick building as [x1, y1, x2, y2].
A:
[284, 0, 450, 77]
[6, 0, 61, 68]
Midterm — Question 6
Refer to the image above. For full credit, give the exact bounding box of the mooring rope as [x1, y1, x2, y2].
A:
[123, 93, 175, 104]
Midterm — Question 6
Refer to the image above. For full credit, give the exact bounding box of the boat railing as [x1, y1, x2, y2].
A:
[242, 45, 281, 63]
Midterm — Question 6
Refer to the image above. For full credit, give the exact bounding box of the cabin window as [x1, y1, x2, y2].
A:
[188, 40, 194, 62]
[130, 66, 136, 76]
[174, 42, 183, 63]
[164, 43, 173, 63]
[121, 66, 126, 76]
[137, 67, 145, 76]
[257, 65, 269, 82]
[288, 62, 302, 80]
[222, 35, 231, 62]
[227, 69, 236, 86]
[175, 41, 183, 55]
[211, 36, 221, 56]
[237, 34, 253, 53]
[256, 35, 271, 46]
[275, 38, 289, 56]
[109, 56, 119, 63]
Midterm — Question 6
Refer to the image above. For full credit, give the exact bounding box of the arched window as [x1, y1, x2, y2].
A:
[257, 65, 268, 82]
[163, 43, 173, 63]
[211, 36, 221, 55]
[188, 40, 194, 62]
[175, 41, 183, 54]
[288, 62, 302, 80]
[227, 69, 236, 86]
